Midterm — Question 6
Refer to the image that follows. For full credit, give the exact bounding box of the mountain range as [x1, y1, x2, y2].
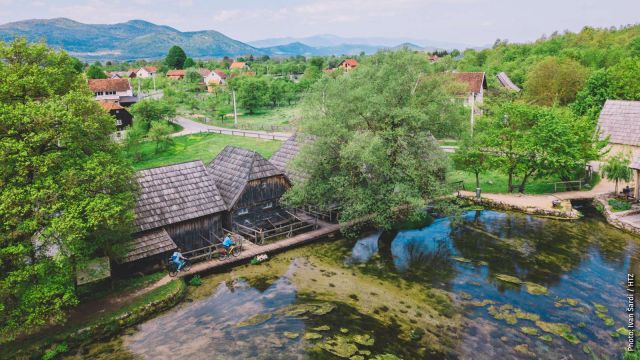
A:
[0, 18, 469, 60]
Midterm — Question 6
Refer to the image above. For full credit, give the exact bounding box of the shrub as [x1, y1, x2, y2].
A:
[608, 198, 632, 212]
[42, 342, 68, 360]
[188, 275, 202, 287]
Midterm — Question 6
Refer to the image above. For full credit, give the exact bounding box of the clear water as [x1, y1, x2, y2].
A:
[66, 206, 638, 359]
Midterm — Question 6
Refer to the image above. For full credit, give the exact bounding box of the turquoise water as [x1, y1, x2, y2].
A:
[68, 206, 638, 359]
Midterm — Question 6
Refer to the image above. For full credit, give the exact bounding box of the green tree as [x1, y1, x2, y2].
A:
[452, 137, 489, 189]
[129, 100, 176, 131]
[86, 64, 107, 79]
[183, 57, 195, 69]
[123, 121, 147, 161]
[165, 45, 187, 70]
[0, 40, 136, 339]
[571, 69, 614, 120]
[283, 51, 464, 228]
[233, 76, 269, 114]
[148, 121, 174, 154]
[602, 153, 632, 194]
[524, 57, 588, 106]
[609, 57, 640, 100]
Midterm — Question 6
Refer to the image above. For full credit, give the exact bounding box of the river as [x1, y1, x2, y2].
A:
[65, 205, 638, 359]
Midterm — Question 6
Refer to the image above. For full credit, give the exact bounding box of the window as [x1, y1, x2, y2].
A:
[237, 208, 249, 215]
[116, 119, 123, 126]
[263, 202, 273, 209]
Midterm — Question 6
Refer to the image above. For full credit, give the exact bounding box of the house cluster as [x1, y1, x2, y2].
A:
[87, 78, 137, 137]
[107, 66, 157, 79]
[120, 141, 309, 270]
[165, 68, 229, 92]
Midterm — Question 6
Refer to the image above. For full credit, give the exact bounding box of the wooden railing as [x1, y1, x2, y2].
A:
[204, 128, 290, 141]
[553, 180, 584, 192]
[232, 213, 318, 245]
[181, 233, 244, 263]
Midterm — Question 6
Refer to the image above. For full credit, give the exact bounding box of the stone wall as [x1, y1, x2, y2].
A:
[458, 195, 581, 220]
[593, 196, 640, 236]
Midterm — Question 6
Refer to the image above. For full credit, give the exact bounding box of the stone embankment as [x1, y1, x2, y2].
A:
[458, 193, 581, 220]
[593, 196, 640, 235]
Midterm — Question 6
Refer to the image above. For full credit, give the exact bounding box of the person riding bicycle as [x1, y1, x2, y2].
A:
[171, 248, 188, 271]
[223, 234, 235, 250]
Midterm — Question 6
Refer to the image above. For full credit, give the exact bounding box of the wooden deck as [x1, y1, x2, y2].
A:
[179, 219, 343, 277]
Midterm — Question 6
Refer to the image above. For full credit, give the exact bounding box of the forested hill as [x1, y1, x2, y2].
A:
[454, 24, 640, 87]
[0, 18, 263, 59]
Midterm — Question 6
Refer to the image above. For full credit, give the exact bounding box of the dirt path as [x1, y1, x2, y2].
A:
[171, 116, 291, 140]
[66, 275, 172, 327]
[460, 178, 618, 210]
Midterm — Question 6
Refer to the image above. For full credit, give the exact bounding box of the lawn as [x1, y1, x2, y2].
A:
[187, 104, 301, 132]
[449, 169, 601, 195]
[131, 133, 282, 170]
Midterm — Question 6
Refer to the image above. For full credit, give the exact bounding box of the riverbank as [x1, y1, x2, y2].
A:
[2, 278, 187, 359]
[593, 195, 640, 236]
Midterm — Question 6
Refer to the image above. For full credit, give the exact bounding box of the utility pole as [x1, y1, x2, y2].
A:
[232, 90, 238, 127]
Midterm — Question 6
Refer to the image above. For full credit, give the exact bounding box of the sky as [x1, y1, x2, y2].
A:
[1, 0, 639, 46]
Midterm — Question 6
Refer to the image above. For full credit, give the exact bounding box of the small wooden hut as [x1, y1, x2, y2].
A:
[121, 161, 228, 269]
[208, 146, 292, 229]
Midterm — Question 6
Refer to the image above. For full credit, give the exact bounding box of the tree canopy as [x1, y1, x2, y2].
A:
[165, 45, 187, 70]
[523, 57, 588, 106]
[0, 39, 137, 339]
[86, 64, 107, 79]
[284, 50, 466, 228]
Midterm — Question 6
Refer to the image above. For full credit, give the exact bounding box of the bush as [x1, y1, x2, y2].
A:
[42, 342, 68, 360]
[188, 275, 202, 287]
[608, 198, 632, 212]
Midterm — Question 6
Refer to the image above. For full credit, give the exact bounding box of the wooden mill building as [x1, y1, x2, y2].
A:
[208, 146, 292, 228]
[269, 134, 313, 183]
[121, 161, 227, 268]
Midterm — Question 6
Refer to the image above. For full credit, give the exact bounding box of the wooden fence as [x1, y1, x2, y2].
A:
[204, 128, 290, 141]
[233, 212, 318, 245]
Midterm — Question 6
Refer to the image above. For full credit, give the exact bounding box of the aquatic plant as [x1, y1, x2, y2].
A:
[514, 344, 536, 357]
[304, 332, 323, 340]
[321, 336, 359, 358]
[283, 331, 299, 339]
[495, 274, 523, 285]
[593, 302, 609, 313]
[535, 321, 580, 344]
[468, 299, 495, 307]
[312, 325, 331, 331]
[188, 275, 202, 287]
[451, 256, 472, 263]
[524, 282, 548, 295]
[520, 327, 539, 336]
[352, 334, 375, 346]
[539, 334, 553, 342]
[235, 313, 272, 327]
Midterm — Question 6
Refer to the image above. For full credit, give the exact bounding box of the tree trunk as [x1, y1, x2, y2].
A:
[475, 172, 480, 189]
[507, 170, 514, 193]
[615, 180, 619, 194]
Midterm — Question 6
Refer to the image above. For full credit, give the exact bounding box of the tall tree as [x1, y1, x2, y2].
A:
[283, 50, 466, 228]
[165, 45, 187, 70]
[183, 57, 195, 69]
[86, 64, 107, 79]
[602, 153, 632, 194]
[0, 39, 136, 339]
[524, 57, 588, 106]
[232, 76, 269, 114]
[571, 69, 614, 121]
[452, 137, 490, 189]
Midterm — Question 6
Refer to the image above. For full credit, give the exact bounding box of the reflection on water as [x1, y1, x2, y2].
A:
[72, 207, 638, 360]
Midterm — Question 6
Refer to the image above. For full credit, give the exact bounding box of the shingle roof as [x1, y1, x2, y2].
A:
[496, 72, 521, 92]
[141, 66, 157, 73]
[121, 228, 177, 263]
[341, 59, 359, 67]
[166, 69, 186, 77]
[198, 68, 211, 77]
[230, 62, 247, 70]
[597, 100, 640, 146]
[135, 161, 227, 232]
[270, 134, 314, 183]
[88, 78, 131, 92]
[208, 146, 283, 206]
[98, 100, 124, 111]
[214, 70, 227, 79]
[451, 72, 487, 94]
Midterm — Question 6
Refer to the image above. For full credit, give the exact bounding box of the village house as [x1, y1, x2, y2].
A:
[207, 146, 292, 230]
[597, 100, 640, 197]
[496, 72, 521, 92]
[136, 66, 157, 78]
[107, 71, 128, 79]
[166, 69, 186, 80]
[88, 78, 136, 105]
[428, 54, 440, 63]
[127, 68, 138, 78]
[205, 69, 227, 86]
[338, 59, 359, 72]
[451, 71, 488, 127]
[98, 100, 133, 132]
[120, 161, 228, 269]
[230, 61, 249, 71]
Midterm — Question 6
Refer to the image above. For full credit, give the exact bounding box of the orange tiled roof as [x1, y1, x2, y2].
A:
[98, 101, 124, 111]
[451, 72, 486, 94]
[88, 78, 131, 92]
[230, 62, 247, 70]
[341, 59, 359, 67]
[166, 69, 186, 77]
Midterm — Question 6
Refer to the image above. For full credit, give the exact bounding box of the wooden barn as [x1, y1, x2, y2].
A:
[120, 161, 228, 269]
[269, 133, 313, 183]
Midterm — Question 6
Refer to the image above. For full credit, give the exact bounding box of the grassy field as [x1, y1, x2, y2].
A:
[131, 133, 282, 170]
[449, 169, 600, 195]
[188, 105, 301, 132]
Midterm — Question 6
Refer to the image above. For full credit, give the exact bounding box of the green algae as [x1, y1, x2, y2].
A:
[524, 282, 548, 295]
[477, 261, 489, 266]
[554, 298, 580, 307]
[352, 334, 375, 346]
[593, 302, 608, 313]
[495, 274, 523, 285]
[488, 304, 539, 325]
[280, 302, 336, 317]
[373, 354, 403, 360]
[312, 325, 331, 332]
[539, 334, 553, 342]
[284, 331, 299, 339]
[582, 345, 592, 354]
[514, 344, 536, 357]
[520, 327, 539, 336]
[350, 356, 365, 360]
[451, 256, 472, 263]
[595, 311, 615, 326]
[235, 312, 272, 327]
[458, 292, 472, 300]
[340, 328, 350, 334]
[358, 349, 372, 356]
[535, 321, 580, 345]
[321, 336, 359, 358]
[468, 299, 495, 307]
[304, 332, 323, 340]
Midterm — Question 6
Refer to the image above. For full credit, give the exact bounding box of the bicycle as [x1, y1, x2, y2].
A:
[218, 244, 242, 261]
[167, 259, 192, 277]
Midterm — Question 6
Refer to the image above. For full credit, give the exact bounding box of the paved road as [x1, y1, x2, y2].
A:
[171, 116, 292, 141]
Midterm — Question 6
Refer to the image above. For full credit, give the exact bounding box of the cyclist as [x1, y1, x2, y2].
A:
[223, 234, 235, 250]
[171, 248, 188, 271]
